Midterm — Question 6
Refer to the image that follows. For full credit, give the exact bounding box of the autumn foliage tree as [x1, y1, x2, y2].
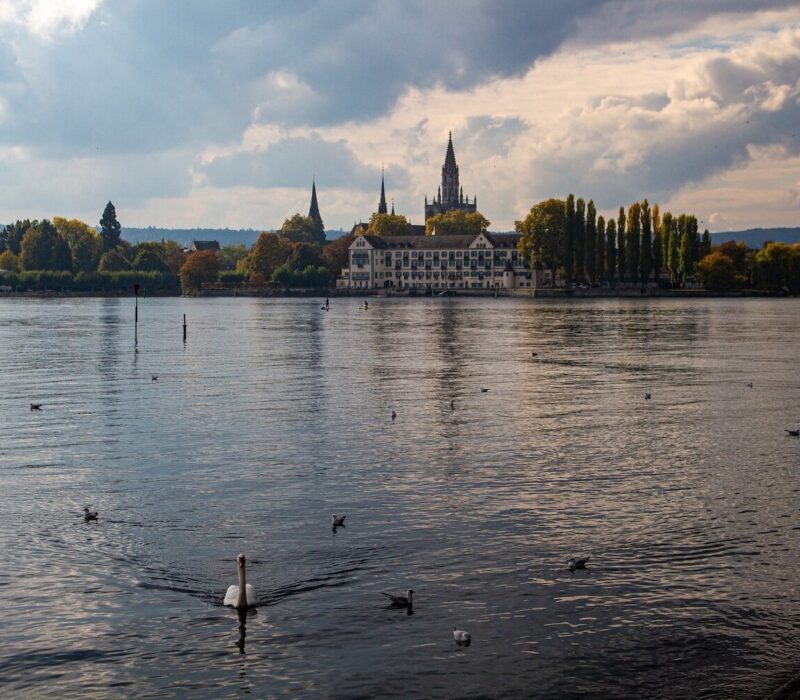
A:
[179, 250, 219, 293]
[367, 213, 412, 236]
[425, 210, 489, 236]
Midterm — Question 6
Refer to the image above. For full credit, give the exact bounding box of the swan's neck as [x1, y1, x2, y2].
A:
[236, 564, 247, 608]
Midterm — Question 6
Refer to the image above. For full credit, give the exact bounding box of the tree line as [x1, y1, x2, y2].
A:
[516, 195, 713, 288]
[0, 203, 354, 294]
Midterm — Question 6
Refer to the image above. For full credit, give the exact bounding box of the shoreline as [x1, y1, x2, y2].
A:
[0, 288, 789, 299]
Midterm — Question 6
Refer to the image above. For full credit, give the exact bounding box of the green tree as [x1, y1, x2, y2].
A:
[564, 194, 576, 282]
[425, 210, 490, 236]
[699, 229, 712, 259]
[606, 218, 617, 283]
[2, 219, 34, 255]
[99, 201, 122, 252]
[574, 198, 585, 282]
[678, 229, 691, 284]
[617, 207, 626, 281]
[98, 248, 131, 272]
[20, 220, 72, 271]
[179, 250, 219, 293]
[626, 201, 641, 283]
[516, 198, 566, 284]
[249, 232, 292, 280]
[322, 233, 356, 281]
[280, 213, 326, 245]
[289, 242, 324, 270]
[132, 242, 170, 272]
[752, 242, 800, 293]
[218, 244, 249, 271]
[596, 215, 606, 284]
[585, 200, 597, 283]
[0, 250, 21, 271]
[53, 217, 96, 249]
[652, 223, 663, 285]
[695, 251, 740, 291]
[639, 199, 652, 284]
[367, 213, 412, 236]
[71, 232, 102, 274]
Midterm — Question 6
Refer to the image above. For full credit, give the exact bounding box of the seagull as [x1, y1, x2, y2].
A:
[332, 514, 346, 528]
[645, 393, 651, 400]
[30, 403, 42, 411]
[151, 375, 158, 382]
[83, 507, 98, 522]
[568, 555, 591, 571]
[453, 628, 471, 644]
[391, 410, 396, 420]
[786, 429, 800, 437]
[381, 589, 414, 608]
[480, 388, 489, 393]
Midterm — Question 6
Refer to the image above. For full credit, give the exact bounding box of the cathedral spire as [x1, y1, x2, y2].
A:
[444, 131, 457, 172]
[378, 167, 388, 214]
[308, 179, 323, 232]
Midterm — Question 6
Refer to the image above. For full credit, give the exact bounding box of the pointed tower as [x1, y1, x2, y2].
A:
[424, 132, 477, 221]
[378, 169, 388, 215]
[308, 179, 323, 235]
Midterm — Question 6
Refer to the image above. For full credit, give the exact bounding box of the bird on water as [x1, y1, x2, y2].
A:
[391, 410, 396, 421]
[568, 555, 591, 571]
[645, 392, 651, 400]
[480, 388, 489, 393]
[453, 628, 471, 645]
[382, 589, 414, 609]
[224, 553, 257, 610]
[151, 375, 158, 382]
[83, 507, 98, 522]
[30, 403, 42, 411]
[332, 514, 346, 528]
[786, 429, 800, 437]
[450, 399, 455, 410]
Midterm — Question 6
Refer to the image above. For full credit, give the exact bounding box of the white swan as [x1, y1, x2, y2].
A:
[453, 628, 471, 644]
[224, 553, 257, 609]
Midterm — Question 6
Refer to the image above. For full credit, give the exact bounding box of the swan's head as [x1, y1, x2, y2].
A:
[237, 553, 246, 569]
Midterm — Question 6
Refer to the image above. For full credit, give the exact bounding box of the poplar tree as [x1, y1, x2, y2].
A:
[652, 204, 661, 244]
[679, 229, 691, 284]
[617, 207, 626, 281]
[639, 199, 652, 285]
[596, 215, 606, 284]
[585, 200, 597, 283]
[564, 195, 576, 283]
[575, 198, 585, 283]
[661, 211, 674, 275]
[653, 222, 663, 285]
[626, 202, 641, 283]
[700, 229, 711, 259]
[606, 219, 617, 284]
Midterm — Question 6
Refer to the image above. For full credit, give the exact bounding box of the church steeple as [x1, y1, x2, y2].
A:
[378, 168, 388, 214]
[308, 179, 323, 234]
[441, 131, 459, 205]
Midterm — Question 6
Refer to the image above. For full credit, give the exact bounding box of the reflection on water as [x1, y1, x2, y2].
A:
[0, 296, 799, 698]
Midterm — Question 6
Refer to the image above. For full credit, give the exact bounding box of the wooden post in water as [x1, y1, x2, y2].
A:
[133, 283, 140, 348]
[183, 314, 187, 343]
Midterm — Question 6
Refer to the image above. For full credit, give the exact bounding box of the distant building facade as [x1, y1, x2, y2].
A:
[424, 133, 477, 221]
[338, 231, 537, 291]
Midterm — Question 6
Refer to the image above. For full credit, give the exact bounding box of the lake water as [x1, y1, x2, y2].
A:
[1, 296, 799, 698]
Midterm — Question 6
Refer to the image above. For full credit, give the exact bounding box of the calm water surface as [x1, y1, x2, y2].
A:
[0, 297, 799, 699]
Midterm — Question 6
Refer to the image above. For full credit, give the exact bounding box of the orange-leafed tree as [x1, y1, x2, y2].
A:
[179, 250, 219, 293]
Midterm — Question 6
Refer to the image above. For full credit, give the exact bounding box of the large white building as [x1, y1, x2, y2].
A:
[338, 231, 538, 290]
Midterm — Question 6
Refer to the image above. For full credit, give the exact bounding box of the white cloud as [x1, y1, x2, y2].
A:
[0, 0, 101, 37]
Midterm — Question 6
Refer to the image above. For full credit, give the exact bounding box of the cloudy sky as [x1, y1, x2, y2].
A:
[1, 0, 799, 233]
